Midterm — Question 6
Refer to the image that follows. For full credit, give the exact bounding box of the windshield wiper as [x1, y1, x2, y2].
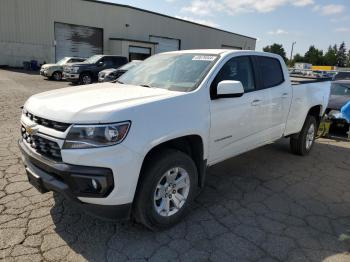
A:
[115, 80, 124, 84]
[140, 84, 152, 88]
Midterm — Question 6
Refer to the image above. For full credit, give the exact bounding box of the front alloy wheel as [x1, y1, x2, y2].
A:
[80, 74, 92, 85]
[154, 167, 190, 217]
[134, 149, 198, 231]
[52, 71, 62, 81]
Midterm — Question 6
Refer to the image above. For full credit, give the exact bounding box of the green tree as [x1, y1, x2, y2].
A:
[337, 42, 347, 67]
[263, 43, 287, 62]
[323, 45, 337, 66]
[293, 53, 304, 63]
[346, 50, 350, 67]
[304, 45, 324, 65]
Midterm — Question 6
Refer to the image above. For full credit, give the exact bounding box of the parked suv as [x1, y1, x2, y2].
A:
[40, 57, 86, 81]
[63, 55, 128, 84]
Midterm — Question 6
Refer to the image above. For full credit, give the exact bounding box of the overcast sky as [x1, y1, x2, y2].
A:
[106, 0, 349, 57]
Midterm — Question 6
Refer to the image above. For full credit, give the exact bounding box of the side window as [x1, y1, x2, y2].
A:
[102, 57, 114, 67]
[211, 56, 255, 98]
[256, 56, 284, 89]
[112, 57, 126, 67]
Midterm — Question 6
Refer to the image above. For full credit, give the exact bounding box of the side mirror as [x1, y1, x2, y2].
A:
[216, 80, 244, 98]
[97, 61, 104, 66]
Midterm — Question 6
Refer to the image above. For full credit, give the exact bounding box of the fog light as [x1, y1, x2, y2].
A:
[70, 174, 113, 197]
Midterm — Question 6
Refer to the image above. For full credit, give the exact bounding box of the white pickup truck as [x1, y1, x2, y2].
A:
[19, 50, 330, 230]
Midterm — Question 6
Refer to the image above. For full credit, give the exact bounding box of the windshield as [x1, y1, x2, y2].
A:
[119, 61, 141, 71]
[118, 53, 218, 92]
[331, 83, 350, 96]
[84, 55, 102, 64]
[56, 57, 70, 65]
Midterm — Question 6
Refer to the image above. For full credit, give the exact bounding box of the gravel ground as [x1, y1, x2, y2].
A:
[1, 69, 350, 262]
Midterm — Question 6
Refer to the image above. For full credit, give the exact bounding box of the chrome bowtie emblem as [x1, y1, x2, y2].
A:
[25, 124, 39, 135]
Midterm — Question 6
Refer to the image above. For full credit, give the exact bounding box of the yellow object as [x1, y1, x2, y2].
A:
[312, 66, 335, 71]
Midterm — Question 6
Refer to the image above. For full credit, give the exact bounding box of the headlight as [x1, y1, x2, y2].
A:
[72, 67, 79, 73]
[328, 110, 342, 119]
[63, 121, 131, 149]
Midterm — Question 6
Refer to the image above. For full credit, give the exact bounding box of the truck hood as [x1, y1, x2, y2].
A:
[67, 62, 92, 67]
[24, 83, 182, 123]
[41, 64, 57, 69]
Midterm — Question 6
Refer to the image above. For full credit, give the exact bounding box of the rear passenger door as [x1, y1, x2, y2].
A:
[253, 56, 291, 140]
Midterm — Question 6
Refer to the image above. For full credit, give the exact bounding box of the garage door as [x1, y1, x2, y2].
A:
[129, 46, 151, 61]
[149, 36, 180, 54]
[54, 22, 103, 62]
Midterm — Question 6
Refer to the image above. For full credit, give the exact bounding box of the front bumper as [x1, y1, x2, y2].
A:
[63, 72, 80, 82]
[40, 69, 52, 77]
[19, 139, 132, 220]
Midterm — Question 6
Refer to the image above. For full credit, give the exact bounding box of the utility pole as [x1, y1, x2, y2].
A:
[290, 41, 296, 63]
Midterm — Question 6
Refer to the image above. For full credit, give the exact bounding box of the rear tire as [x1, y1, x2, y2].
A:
[290, 115, 317, 156]
[134, 149, 198, 231]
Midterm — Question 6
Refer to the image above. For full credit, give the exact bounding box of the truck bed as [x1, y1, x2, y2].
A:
[290, 76, 332, 85]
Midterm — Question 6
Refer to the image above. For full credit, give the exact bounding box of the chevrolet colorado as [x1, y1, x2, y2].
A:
[19, 50, 330, 230]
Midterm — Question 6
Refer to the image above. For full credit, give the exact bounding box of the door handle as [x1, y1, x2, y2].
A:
[251, 99, 262, 106]
[281, 93, 289, 98]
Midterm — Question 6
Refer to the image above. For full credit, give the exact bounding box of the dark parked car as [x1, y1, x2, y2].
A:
[333, 71, 350, 81]
[63, 55, 128, 84]
[98, 60, 142, 82]
[325, 80, 350, 138]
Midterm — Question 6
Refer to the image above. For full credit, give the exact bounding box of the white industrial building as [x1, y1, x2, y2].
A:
[0, 0, 256, 67]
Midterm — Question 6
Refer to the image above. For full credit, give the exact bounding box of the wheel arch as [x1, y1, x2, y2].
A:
[80, 71, 93, 77]
[307, 104, 323, 127]
[136, 135, 207, 196]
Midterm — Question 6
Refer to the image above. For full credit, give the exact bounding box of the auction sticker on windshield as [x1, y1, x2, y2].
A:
[192, 55, 216, 61]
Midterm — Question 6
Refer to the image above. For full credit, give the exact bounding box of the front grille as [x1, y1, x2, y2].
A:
[24, 111, 70, 132]
[21, 126, 62, 161]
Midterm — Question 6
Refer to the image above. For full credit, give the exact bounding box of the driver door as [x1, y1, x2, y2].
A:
[208, 56, 264, 164]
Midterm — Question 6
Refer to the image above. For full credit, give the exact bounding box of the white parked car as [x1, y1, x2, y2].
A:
[19, 50, 330, 230]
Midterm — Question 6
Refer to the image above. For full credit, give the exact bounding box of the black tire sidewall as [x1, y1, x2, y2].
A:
[135, 150, 198, 230]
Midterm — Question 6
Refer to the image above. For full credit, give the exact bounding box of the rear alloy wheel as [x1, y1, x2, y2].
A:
[290, 115, 317, 155]
[134, 149, 198, 231]
[52, 71, 62, 81]
[80, 73, 92, 85]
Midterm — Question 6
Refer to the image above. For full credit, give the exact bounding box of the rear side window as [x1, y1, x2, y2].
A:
[256, 56, 284, 89]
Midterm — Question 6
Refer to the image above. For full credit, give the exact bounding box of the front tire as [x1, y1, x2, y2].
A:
[52, 71, 62, 81]
[80, 73, 92, 85]
[134, 149, 198, 231]
[290, 115, 317, 156]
